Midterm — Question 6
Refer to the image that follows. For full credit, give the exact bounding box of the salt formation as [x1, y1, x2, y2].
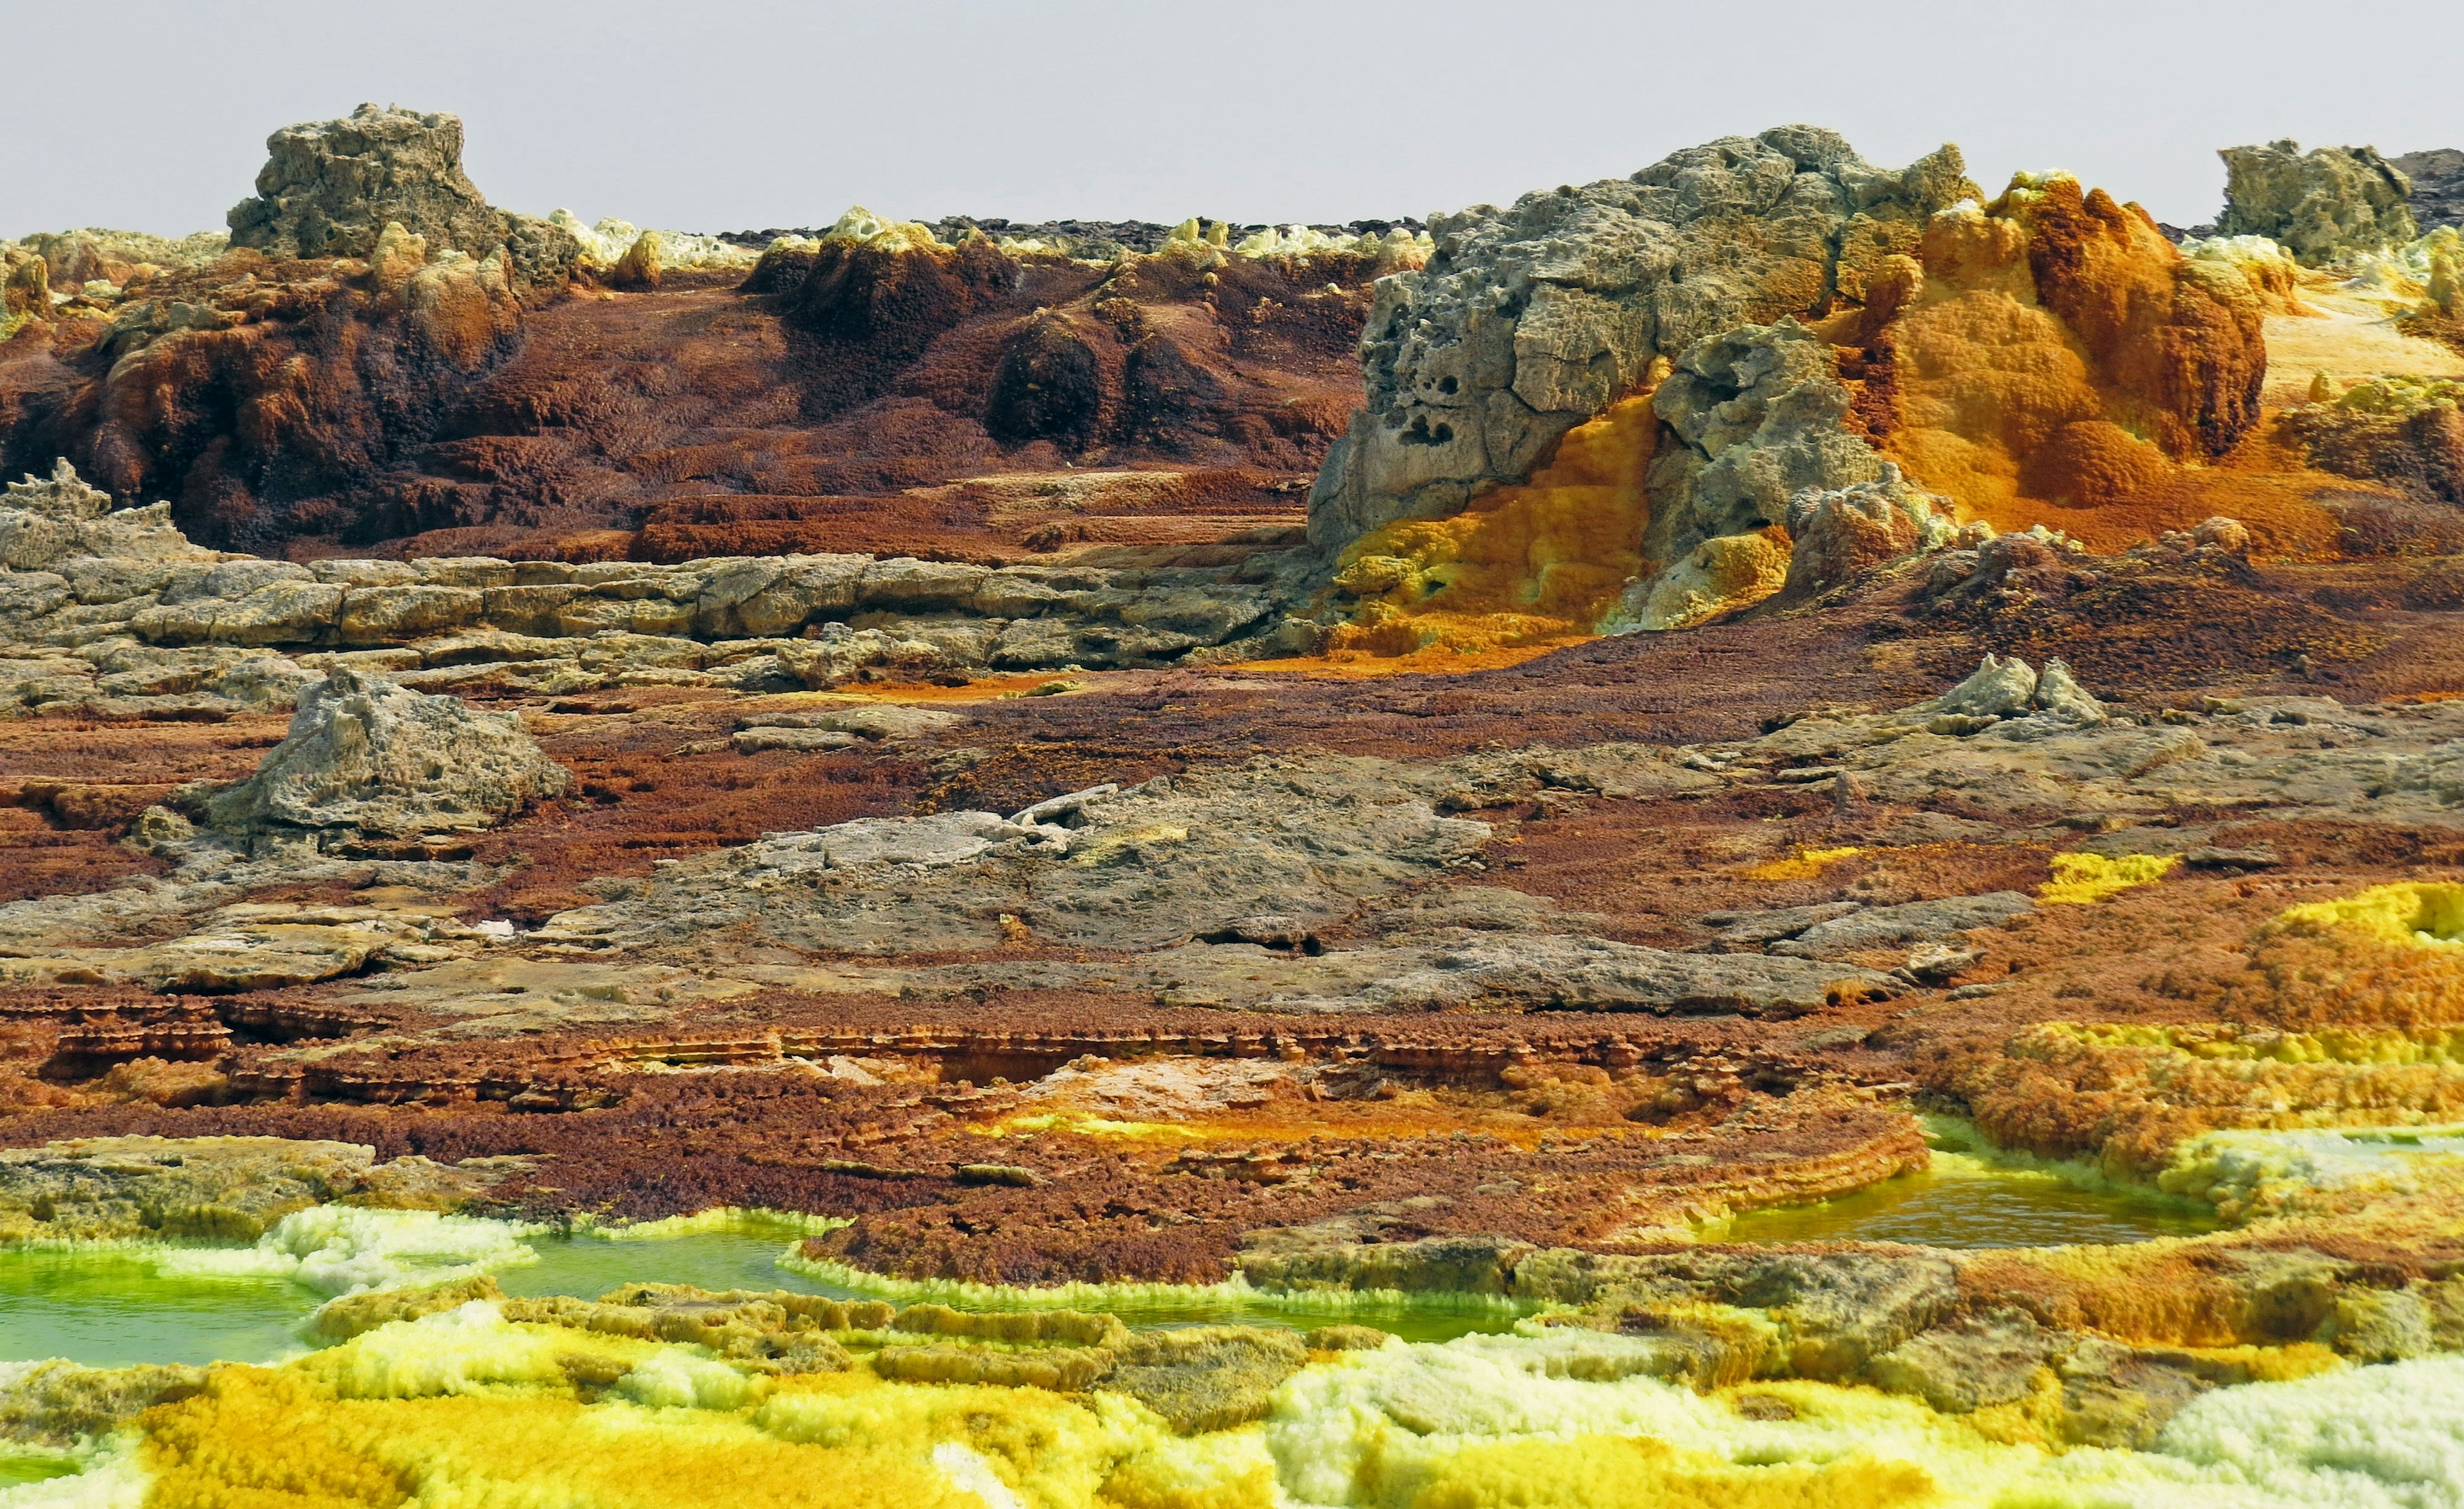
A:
[2216, 139, 2420, 265]
[225, 103, 579, 287]
[1308, 126, 1975, 551]
[201, 667, 569, 842]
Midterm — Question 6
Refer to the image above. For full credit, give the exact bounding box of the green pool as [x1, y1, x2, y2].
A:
[0, 1219, 1514, 1371]
[1708, 1121, 2220, 1249]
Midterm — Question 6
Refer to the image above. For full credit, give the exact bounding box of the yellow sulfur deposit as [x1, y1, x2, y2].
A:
[10, 1290, 2464, 1509]
[2037, 852, 2178, 905]
[1741, 846, 1863, 882]
[1328, 393, 1659, 656]
[2271, 881, 2464, 948]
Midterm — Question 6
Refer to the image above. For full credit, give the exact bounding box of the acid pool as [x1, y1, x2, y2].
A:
[1709, 1121, 2220, 1247]
[1, 1218, 1514, 1372]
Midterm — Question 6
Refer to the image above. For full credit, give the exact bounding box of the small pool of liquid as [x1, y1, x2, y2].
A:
[1, 1222, 1515, 1370]
[0, 1456, 83, 1490]
[0, 1247, 318, 1369]
[1713, 1136, 2218, 1249]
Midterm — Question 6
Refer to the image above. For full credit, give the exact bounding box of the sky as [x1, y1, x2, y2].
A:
[6, 0, 2460, 241]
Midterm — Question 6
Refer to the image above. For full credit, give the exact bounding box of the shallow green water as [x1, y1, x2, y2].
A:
[1, 1223, 1512, 1370]
[500, 1229, 847, 1303]
[1715, 1162, 2219, 1248]
[0, 1247, 317, 1368]
[0, 1455, 82, 1489]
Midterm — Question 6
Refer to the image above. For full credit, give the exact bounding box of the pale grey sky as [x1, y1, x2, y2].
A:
[7, 0, 2458, 240]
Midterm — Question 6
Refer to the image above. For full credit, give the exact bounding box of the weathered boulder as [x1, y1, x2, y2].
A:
[2216, 140, 2419, 266]
[1308, 126, 1974, 552]
[202, 667, 569, 840]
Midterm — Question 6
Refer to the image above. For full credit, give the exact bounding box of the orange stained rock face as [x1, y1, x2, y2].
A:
[1327, 391, 1661, 654]
[1880, 175, 2344, 557]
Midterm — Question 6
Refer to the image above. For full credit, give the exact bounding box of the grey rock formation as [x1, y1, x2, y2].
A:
[0, 472, 1313, 712]
[1306, 126, 1973, 551]
[2393, 148, 2464, 233]
[1645, 320, 1885, 565]
[228, 104, 503, 259]
[1768, 893, 2034, 959]
[203, 667, 570, 841]
[0, 460, 220, 572]
[536, 758, 1491, 955]
[225, 103, 579, 286]
[1926, 652, 2105, 730]
[1097, 1327, 1308, 1433]
[2216, 140, 2420, 266]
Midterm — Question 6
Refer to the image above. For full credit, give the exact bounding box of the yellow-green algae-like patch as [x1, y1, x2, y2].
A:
[2272, 881, 2464, 948]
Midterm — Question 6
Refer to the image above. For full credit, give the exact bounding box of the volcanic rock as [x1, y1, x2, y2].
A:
[2394, 148, 2464, 233]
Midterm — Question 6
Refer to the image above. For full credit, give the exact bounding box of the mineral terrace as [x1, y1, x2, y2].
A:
[3, 108, 2464, 1509]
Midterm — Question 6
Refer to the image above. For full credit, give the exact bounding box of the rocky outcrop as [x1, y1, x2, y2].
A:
[1308, 136, 2286, 647]
[2284, 377, 2464, 505]
[536, 759, 1493, 955]
[226, 103, 578, 289]
[0, 458, 221, 571]
[2394, 148, 2464, 233]
[1308, 126, 1974, 552]
[1643, 320, 1887, 567]
[2215, 140, 2420, 266]
[201, 667, 569, 842]
[0, 470, 1317, 716]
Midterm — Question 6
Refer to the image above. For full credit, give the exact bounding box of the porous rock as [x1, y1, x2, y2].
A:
[202, 667, 569, 840]
[1308, 126, 1973, 551]
[227, 103, 509, 260]
[1643, 319, 1887, 568]
[2215, 139, 2419, 266]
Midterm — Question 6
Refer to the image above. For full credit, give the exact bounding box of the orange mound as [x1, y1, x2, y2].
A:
[1876, 175, 2336, 556]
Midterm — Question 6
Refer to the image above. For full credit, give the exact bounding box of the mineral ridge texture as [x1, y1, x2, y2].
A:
[9, 108, 2464, 1509]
